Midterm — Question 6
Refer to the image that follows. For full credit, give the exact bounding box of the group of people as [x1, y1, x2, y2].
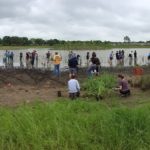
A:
[67, 51, 133, 100]
[68, 70, 131, 100]
[3, 50, 14, 68]
[108, 50, 125, 67]
[2, 50, 132, 100]
[108, 50, 138, 67]
[24, 51, 38, 69]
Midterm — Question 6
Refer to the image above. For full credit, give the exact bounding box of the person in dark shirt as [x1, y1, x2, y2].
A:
[86, 52, 90, 66]
[114, 74, 131, 97]
[31, 50, 36, 68]
[87, 52, 100, 76]
[68, 53, 78, 74]
[134, 50, 137, 65]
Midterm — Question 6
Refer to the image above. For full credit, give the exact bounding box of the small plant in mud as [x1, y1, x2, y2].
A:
[82, 74, 117, 100]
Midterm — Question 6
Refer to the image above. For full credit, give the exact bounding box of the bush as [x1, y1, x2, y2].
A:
[82, 74, 117, 98]
[141, 75, 150, 90]
[130, 75, 150, 91]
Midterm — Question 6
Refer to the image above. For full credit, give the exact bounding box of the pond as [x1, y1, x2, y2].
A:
[0, 48, 149, 69]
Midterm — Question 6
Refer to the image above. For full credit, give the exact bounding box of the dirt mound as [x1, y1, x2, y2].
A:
[0, 69, 70, 106]
[0, 69, 67, 86]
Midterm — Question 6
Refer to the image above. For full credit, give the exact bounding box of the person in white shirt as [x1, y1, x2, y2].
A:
[68, 74, 80, 99]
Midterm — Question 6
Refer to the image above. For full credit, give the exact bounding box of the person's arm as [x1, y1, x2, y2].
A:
[76, 80, 80, 91]
[113, 81, 122, 91]
[114, 85, 122, 91]
[68, 81, 69, 91]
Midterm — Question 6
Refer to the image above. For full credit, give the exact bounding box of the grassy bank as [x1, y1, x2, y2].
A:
[0, 45, 51, 50]
[0, 44, 150, 50]
[1, 100, 150, 150]
[52, 43, 150, 50]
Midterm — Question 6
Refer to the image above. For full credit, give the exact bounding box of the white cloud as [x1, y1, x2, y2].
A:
[0, 0, 150, 41]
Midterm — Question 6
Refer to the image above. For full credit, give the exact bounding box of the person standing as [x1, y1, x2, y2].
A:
[121, 50, 125, 66]
[53, 52, 62, 77]
[35, 52, 38, 68]
[46, 51, 51, 68]
[20, 52, 24, 68]
[87, 52, 100, 76]
[128, 51, 133, 66]
[134, 50, 137, 65]
[108, 51, 113, 67]
[86, 52, 90, 66]
[68, 53, 78, 74]
[148, 53, 150, 65]
[68, 74, 80, 100]
[116, 51, 119, 66]
[26, 52, 30, 68]
[31, 50, 36, 68]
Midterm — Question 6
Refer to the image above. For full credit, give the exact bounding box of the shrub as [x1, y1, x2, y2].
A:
[130, 75, 150, 91]
[141, 75, 150, 90]
[82, 74, 117, 98]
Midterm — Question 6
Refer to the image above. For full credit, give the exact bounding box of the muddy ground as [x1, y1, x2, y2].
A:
[0, 67, 150, 106]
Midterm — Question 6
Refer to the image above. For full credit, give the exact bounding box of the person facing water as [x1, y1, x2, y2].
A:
[68, 74, 80, 100]
[68, 53, 78, 74]
[53, 52, 62, 77]
[108, 51, 113, 67]
[114, 74, 130, 97]
[86, 52, 90, 66]
[87, 52, 100, 76]
[134, 50, 137, 65]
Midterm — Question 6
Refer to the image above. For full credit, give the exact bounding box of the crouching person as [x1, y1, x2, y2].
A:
[68, 74, 80, 100]
[114, 74, 131, 97]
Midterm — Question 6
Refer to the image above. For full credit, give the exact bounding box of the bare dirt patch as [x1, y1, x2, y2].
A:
[0, 69, 69, 106]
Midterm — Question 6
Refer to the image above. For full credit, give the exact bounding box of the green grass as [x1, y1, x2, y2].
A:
[0, 45, 51, 50]
[1, 43, 150, 50]
[52, 43, 150, 50]
[1, 100, 150, 150]
[83, 74, 117, 98]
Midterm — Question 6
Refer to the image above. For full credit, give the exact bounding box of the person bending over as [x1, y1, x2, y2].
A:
[68, 74, 80, 100]
[114, 74, 131, 97]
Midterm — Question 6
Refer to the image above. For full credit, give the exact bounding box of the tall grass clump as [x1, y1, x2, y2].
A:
[130, 75, 150, 90]
[140, 75, 150, 90]
[1, 100, 150, 150]
[83, 73, 117, 98]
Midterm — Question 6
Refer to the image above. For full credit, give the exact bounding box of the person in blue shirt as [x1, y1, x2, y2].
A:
[68, 53, 78, 74]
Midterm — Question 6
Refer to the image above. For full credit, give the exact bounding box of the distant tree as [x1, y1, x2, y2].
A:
[10, 36, 21, 45]
[0, 38, 2, 45]
[20, 37, 30, 45]
[137, 41, 145, 43]
[46, 39, 59, 46]
[2, 36, 11, 46]
[124, 36, 131, 43]
[34, 38, 45, 45]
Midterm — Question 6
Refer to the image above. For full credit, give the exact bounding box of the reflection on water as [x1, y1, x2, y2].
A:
[0, 48, 149, 69]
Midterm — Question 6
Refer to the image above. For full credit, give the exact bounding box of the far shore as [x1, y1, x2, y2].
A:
[0, 45, 150, 50]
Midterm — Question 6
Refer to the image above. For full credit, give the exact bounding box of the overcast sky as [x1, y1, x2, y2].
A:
[0, 0, 150, 41]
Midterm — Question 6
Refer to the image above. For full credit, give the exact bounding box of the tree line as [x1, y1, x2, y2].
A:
[0, 36, 63, 46]
[0, 36, 150, 47]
